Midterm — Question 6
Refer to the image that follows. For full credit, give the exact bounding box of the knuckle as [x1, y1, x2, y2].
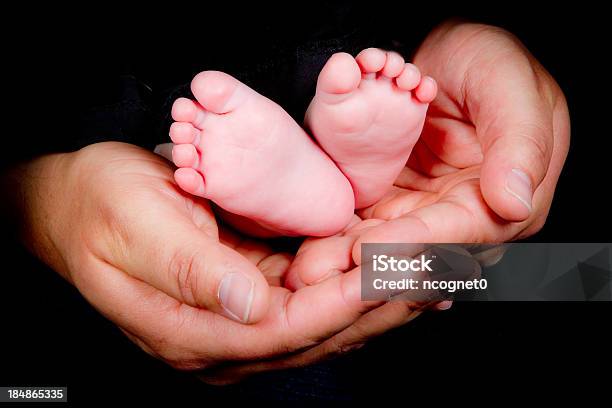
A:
[147, 334, 212, 371]
[280, 305, 312, 352]
[327, 337, 365, 358]
[514, 125, 552, 182]
[279, 293, 322, 353]
[517, 213, 549, 240]
[394, 300, 421, 315]
[518, 123, 552, 163]
[165, 357, 210, 371]
[168, 247, 204, 306]
[458, 23, 516, 49]
[532, 215, 547, 233]
[529, 214, 548, 235]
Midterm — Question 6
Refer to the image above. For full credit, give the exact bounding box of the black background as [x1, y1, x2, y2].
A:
[1, 2, 611, 403]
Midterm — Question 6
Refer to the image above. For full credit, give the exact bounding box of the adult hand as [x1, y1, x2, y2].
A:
[4, 142, 425, 383]
[286, 21, 569, 288]
[361, 21, 569, 242]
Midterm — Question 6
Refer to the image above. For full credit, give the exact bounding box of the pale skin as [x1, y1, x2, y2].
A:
[169, 49, 436, 237]
[4, 142, 434, 384]
[2, 21, 569, 383]
[286, 21, 570, 289]
[305, 49, 436, 209]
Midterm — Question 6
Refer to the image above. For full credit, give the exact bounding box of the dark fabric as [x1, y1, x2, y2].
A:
[3, 3, 538, 168]
[3, 2, 612, 402]
[3, 238, 611, 403]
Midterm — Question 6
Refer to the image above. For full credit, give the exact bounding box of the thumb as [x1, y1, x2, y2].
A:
[110, 207, 270, 324]
[474, 60, 554, 221]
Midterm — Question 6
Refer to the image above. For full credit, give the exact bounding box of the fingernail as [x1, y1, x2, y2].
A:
[505, 168, 533, 212]
[437, 300, 453, 310]
[218, 272, 254, 323]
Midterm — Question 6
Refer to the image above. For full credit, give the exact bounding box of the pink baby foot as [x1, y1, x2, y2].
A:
[170, 71, 354, 236]
[305, 49, 437, 208]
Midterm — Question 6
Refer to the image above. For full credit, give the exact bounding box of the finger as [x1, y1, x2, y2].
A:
[202, 264, 386, 361]
[464, 243, 510, 267]
[418, 115, 483, 171]
[92, 235, 390, 354]
[470, 54, 555, 221]
[79, 257, 279, 370]
[199, 300, 424, 384]
[284, 236, 353, 290]
[218, 226, 278, 267]
[285, 219, 384, 290]
[516, 95, 570, 238]
[352, 180, 516, 261]
[103, 258, 387, 363]
[108, 204, 270, 324]
[432, 300, 453, 310]
[230, 265, 383, 357]
[257, 253, 293, 287]
[408, 136, 463, 177]
[290, 299, 424, 362]
[74, 256, 216, 369]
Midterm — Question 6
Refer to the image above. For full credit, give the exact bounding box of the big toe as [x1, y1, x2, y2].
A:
[191, 71, 251, 114]
[317, 52, 361, 95]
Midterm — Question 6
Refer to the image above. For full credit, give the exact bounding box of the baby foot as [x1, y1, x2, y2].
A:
[170, 71, 354, 236]
[305, 49, 437, 208]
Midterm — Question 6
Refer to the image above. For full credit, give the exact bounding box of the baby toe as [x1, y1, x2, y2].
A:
[355, 48, 387, 74]
[175, 168, 206, 197]
[414, 76, 438, 103]
[171, 97, 207, 128]
[172, 143, 199, 168]
[396, 63, 421, 91]
[381, 52, 405, 78]
[170, 122, 200, 145]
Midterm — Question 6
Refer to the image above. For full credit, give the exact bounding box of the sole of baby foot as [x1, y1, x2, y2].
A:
[305, 49, 437, 209]
[169, 71, 355, 237]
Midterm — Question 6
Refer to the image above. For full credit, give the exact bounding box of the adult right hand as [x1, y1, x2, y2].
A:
[4, 141, 407, 377]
